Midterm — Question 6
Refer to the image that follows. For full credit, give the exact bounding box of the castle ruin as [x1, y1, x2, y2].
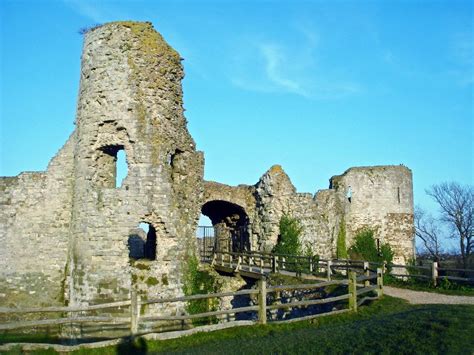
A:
[0, 22, 414, 314]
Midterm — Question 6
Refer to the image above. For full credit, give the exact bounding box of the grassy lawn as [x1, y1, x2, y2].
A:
[3, 296, 471, 354]
[384, 276, 474, 296]
[133, 296, 473, 355]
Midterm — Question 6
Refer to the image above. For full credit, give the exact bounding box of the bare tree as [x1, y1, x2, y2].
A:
[426, 182, 474, 268]
[415, 206, 443, 261]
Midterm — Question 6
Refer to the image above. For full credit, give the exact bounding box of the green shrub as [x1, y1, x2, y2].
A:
[182, 255, 218, 325]
[336, 218, 348, 259]
[349, 229, 394, 266]
[272, 214, 303, 256]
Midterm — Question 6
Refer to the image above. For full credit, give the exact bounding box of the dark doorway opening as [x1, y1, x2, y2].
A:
[128, 222, 157, 260]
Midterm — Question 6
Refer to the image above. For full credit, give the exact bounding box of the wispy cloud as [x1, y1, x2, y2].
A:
[229, 25, 361, 100]
[259, 43, 309, 97]
[228, 21, 362, 99]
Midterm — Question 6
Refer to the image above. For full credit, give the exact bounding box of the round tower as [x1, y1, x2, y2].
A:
[69, 22, 204, 310]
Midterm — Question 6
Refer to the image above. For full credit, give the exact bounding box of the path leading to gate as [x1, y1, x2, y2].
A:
[383, 286, 474, 305]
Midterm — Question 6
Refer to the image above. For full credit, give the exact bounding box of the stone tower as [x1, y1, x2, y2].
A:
[330, 165, 415, 263]
[69, 22, 204, 306]
[0, 22, 204, 312]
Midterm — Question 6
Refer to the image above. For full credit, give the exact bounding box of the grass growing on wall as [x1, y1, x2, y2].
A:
[336, 218, 348, 259]
[182, 255, 218, 326]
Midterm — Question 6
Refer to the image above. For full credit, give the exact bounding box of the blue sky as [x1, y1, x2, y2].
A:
[1, 1, 473, 246]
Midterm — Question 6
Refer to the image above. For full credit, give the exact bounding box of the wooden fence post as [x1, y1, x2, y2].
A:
[235, 256, 242, 272]
[258, 278, 267, 325]
[260, 258, 264, 274]
[282, 257, 286, 270]
[130, 290, 140, 335]
[327, 260, 332, 281]
[376, 267, 384, 297]
[210, 253, 216, 266]
[309, 256, 313, 273]
[348, 271, 357, 312]
[363, 261, 370, 287]
[432, 261, 438, 287]
[272, 256, 277, 273]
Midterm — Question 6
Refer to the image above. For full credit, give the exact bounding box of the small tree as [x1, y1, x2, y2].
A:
[349, 229, 394, 266]
[426, 182, 473, 268]
[272, 214, 303, 255]
[415, 206, 443, 261]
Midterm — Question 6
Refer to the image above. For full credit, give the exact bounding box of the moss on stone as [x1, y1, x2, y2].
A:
[132, 261, 151, 271]
[161, 274, 169, 286]
[146, 277, 159, 286]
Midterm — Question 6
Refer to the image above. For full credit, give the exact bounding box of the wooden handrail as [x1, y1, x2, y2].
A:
[0, 300, 131, 314]
[142, 289, 259, 305]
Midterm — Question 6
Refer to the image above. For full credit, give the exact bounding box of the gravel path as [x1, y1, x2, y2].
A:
[384, 286, 474, 305]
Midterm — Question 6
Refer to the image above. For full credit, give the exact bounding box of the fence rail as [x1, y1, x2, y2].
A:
[209, 250, 474, 286]
[0, 268, 382, 340]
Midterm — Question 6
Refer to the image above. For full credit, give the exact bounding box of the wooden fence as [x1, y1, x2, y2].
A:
[210, 250, 474, 286]
[0, 269, 382, 341]
[211, 250, 376, 281]
[377, 261, 474, 286]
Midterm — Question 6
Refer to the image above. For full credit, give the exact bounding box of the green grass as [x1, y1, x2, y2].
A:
[135, 297, 473, 355]
[3, 296, 472, 354]
[384, 276, 474, 296]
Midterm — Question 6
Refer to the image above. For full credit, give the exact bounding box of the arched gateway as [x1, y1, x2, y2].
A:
[200, 200, 251, 252]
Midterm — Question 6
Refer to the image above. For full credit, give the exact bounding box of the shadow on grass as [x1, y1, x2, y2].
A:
[116, 337, 147, 355]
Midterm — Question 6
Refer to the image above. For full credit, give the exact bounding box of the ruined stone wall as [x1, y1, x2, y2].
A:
[203, 165, 414, 262]
[252, 165, 344, 259]
[0, 136, 75, 308]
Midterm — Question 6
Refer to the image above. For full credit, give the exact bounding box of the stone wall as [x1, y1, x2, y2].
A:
[0, 135, 74, 309]
[202, 165, 414, 263]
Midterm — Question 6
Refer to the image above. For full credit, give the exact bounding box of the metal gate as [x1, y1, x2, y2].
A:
[196, 225, 250, 261]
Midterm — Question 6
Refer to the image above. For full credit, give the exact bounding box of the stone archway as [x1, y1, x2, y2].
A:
[201, 200, 251, 252]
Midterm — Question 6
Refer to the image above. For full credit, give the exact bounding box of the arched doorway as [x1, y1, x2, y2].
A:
[199, 200, 251, 253]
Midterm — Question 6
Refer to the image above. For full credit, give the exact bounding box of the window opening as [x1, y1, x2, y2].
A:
[116, 149, 127, 187]
[346, 186, 352, 203]
[95, 145, 128, 188]
[397, 187, 401, 204]
[128, 222, 156, 260]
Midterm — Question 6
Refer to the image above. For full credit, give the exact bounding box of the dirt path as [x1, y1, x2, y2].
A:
[384, 286, 474, 305]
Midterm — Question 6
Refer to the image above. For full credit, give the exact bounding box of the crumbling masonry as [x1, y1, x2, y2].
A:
[0, 22, 414, 314]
